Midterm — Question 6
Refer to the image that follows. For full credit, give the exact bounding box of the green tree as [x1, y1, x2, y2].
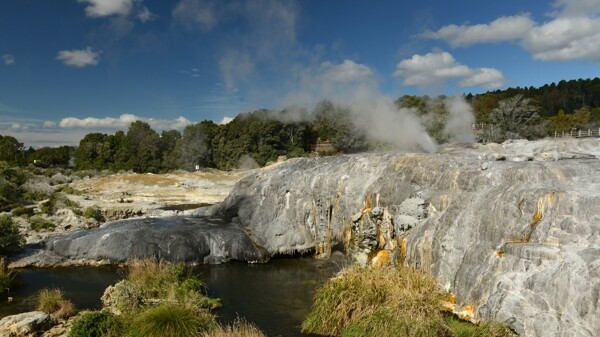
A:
[487, 95, 547, 142]
[160, 130, 182, 172]
[180, 121, 218, 170]
[0, 135, 25, 165]
[312, 100, 368, 153]
[0, 215, 25, 255]
[124, 121, 162, 173]
[74, 133, 107, 170]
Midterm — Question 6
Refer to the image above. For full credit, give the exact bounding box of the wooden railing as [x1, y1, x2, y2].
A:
[554, 129, 600, 138]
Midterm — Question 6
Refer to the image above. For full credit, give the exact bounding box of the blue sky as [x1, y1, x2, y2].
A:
[1, 0, 599, 147]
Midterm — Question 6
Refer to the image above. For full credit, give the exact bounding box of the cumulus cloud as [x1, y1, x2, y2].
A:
[2, 54, 15, 65]
[56, 47, 100, 68]
[43, 121, 57, 128]
[393, 52, 505, 89]
[424, 0, 600, 62]
[423, 15, 535, 47]
[219, 116, 234, 125]
[56, 114, 193, 131]
[78, 0, 133, 17]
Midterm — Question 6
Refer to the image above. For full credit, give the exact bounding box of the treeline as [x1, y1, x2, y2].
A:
[467, 77, 600, 124]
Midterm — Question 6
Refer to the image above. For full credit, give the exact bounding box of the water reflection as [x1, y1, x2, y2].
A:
[1, 259, 337, 337]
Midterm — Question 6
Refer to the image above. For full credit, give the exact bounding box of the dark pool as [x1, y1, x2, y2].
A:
[1, 259, 338, 337]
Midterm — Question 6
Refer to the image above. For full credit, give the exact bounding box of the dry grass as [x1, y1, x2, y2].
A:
[131, 303, 216, 337]
[36, 288, 76, 319]
[302, 265, 450, 337]
[202, 318, 266, 337]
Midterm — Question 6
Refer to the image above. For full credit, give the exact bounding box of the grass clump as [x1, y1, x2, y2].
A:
[30, 216, 56, 232]
[302, 265, 516, 337]
[302, 266, 449, 337]
[68, 310, 124, 337]
[36, 288, 76, 319]
[201, 318, 265, 337]
[40, 192, 80, 215]
[102, 259, 221, 315]
[12, 206, 35, 217]
[131, 303, 216, 337]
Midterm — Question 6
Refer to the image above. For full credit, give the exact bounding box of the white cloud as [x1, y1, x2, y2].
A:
[551, 0, 600, 17]
[523, 16, 600, 61]
[424, 0, 600, 62]
[137, 6, 157, 22]
[393, 52, 505, 89]
[78, 0, 133, 17]
[56, 47, 100, 68]
[43, 121, 57, 128]
[2, 54, 15, 65]
[56, 114, 193, 131]
[172, 0, 218, 30]
[424, 15, 535, 47]
[459, 68, 506, 89]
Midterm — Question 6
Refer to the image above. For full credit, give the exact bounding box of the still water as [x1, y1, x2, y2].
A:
[1, 259, 337, 337]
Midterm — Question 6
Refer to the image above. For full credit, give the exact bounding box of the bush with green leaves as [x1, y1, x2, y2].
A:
[83, 206, 104, 222]
[68, 310, 124, 337]
[30, 216, 56, 232]
[41, 193, 79, 215]
[0, 257, 17, 294]
[22, 177, 55, 201]
[0, 215, 25, 255]
[12, 206, 35, 217]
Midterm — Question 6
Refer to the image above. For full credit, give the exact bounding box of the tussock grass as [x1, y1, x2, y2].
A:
[302, 266, 449, 337]
[302, 265, 516, 337]
[36, 288, 76, 318]
[131, 303, 216, 337]
[202, 318, 265, 337]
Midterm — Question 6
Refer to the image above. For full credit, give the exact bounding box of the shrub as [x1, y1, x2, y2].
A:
[36, 288, 76, 318]
[301, 266, 450, 337]
[22, 178, 55, 201]
[60, 185, 82, 195]
[0, 257, 17, 294]
[131, 303, 216, 337]
[0, 215, 25, 255]
[41, 193, 80, 215]
[68, 310, 124, 337]
[101, 259, 221, 315]
[12, 206, 35, 217]
[446, 316, 517, 337]
[83, 206, 104, 222]
[30, 216, 56, 232]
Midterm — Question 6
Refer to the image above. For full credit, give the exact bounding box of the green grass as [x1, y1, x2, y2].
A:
[83, 206, 104, 222]
[0, 257, 17, 294]
[201, 318, 265, 337]
[302, 266, 516, 337]
[131, 303, 216, 337]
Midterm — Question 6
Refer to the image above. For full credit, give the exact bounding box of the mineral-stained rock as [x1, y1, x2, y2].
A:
[0, 311, 57, 337]
[206, 138, 600, 337]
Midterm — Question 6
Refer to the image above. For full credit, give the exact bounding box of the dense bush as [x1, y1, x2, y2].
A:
[12, 206, 35, 217]
[0, 215, 25, 255]
[83, 206, 104, 222]
[68, 310, 123, 337]
[40, 193, 79, 215]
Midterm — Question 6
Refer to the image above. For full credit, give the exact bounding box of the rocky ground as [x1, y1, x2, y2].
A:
[16, 170, 247, 244]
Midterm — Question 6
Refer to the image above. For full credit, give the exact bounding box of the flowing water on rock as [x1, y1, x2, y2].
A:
[1, 259, 338, 336]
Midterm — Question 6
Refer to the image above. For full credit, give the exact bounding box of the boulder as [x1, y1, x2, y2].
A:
[0, 311, 57, 337]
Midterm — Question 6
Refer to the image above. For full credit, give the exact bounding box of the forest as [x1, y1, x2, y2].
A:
[2, 77, 600, 174]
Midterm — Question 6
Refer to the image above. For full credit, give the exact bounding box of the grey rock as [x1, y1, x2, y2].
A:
[0, 311, 57, 337]
[208, 138, 600, 337]
[13, 216, 269, 266]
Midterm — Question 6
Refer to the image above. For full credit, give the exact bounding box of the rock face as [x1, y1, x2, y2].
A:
[208, 138, 600, 337]
[10, 216, 269, 267]
[0, 311, 57, 337]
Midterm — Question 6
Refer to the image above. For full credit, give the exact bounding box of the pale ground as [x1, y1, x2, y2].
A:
[68, 169, 248, 214]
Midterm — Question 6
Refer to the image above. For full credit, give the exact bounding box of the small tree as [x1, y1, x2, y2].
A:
[0, 215, 25, 255]
[486, 95, 547, 142]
